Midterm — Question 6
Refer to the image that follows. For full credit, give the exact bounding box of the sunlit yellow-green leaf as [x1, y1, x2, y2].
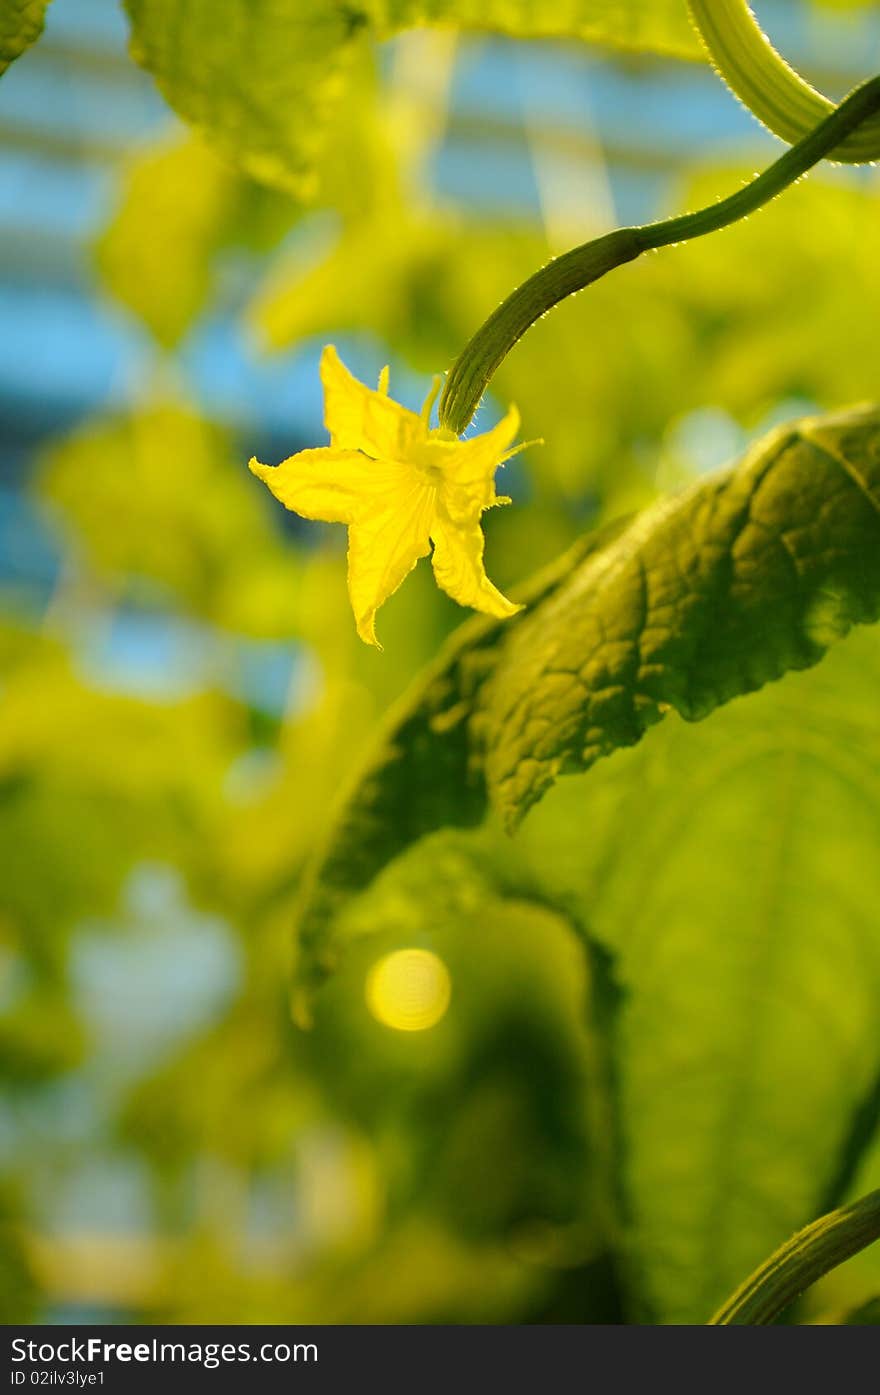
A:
[122, 0, 703, 198]
[123, 0, 369, 195]
[95, 136, 240, 348]
[39, 403, 299, 635]
[95, 75, 392, 346]
[0, 627, 241, 962]
[378, 0, 700, 57]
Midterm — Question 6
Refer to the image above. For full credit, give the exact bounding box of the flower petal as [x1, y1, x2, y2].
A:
[435, 406, 520, 522]
[430, 506, 523, 621]
[321, 345, 424, 460]
[249, 449, 412, 524]
[347, 483, 435, 646]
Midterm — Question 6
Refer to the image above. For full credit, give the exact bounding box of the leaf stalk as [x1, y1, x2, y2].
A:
[439, 74, 880, 434]
[710, 1188, 880, 1325]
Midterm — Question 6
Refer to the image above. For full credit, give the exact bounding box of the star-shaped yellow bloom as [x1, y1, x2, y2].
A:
[249, 345, 525, 646]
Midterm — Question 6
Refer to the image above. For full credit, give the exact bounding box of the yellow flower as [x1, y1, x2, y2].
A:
[249, 346, 525, 647]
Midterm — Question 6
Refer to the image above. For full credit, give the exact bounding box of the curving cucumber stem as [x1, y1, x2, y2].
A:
[710, 1188, 880, 1324]
[439, 73, 880, 435]
[688, 0, 880, 164]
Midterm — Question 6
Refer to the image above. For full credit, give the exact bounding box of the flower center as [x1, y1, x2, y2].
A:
[419, 462, 444, 487]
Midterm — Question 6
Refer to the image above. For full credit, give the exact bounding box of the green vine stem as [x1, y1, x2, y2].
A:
[687, 0, 880, 164]
[710, 1188, 880, 1325]
[439, 73, 880, 434]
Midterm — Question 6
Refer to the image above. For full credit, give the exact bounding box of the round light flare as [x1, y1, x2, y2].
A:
[365, 949, 451, 1033]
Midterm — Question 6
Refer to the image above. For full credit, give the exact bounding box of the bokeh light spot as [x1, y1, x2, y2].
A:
[365, 949, 451, 1032]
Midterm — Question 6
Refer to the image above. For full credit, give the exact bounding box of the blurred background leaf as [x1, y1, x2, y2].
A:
[0, 0, 51, 78]
[378, 0, 703, 55]
[122, 0, 370, 196]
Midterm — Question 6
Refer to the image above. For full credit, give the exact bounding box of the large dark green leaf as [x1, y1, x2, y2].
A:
[300, 627, 880, 1319]
[482, 405, 880, 825]
[515, 628, 880, 1319]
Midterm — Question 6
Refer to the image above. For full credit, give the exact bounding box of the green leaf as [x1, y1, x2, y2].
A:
[378, 0, 700, 57]
[116, 1, 877, 214]
[122, 0, 701, 197]
[0, 623, 242, 964]
[518, 627, 880, 1320]
[122, 0, 370, 196]
[294, 404, 880, 1006]
[37, 402, 300, 634]
[840, 1297, 880, 1324]
[292, 522, 625, 1012]
[812, 1295, 880, 1325]
[298, 628, 880, 1320]
[95, 67, 394, 347]
[94, 136, 241, 348]
[0, 0, 50, 77]
[482, 405, 880, 825]
[302, 833, 625, 1290]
